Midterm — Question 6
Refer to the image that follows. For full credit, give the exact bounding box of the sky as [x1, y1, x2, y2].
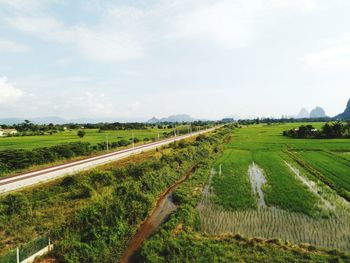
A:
[0, 0, 349, 121]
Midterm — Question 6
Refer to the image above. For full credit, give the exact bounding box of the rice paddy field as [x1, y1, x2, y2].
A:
[198, 123, 350, 252]
[0, 127, 179, 150]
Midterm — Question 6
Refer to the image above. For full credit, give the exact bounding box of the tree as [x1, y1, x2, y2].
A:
[77, 130, 86, 138]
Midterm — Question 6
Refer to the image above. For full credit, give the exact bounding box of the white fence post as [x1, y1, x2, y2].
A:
[16, 247, 19, 263]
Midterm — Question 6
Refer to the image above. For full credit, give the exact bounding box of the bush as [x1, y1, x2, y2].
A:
[3, 193, 30, 215]
[0, 142, 93, 174]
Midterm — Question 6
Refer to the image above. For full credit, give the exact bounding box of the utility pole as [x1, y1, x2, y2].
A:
[106, 135, 109, 151]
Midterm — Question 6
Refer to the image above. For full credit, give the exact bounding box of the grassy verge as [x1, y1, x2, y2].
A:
[0, 126, 231, 262]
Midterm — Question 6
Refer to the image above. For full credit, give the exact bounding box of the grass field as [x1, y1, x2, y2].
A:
[0, 127, 179, 150]
[198, 123, 350, 252]
[296, 151, 350, 193]
[212, 149, 256, 210]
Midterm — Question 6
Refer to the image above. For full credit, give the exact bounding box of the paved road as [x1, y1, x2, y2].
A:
[0, 128, 217, 194]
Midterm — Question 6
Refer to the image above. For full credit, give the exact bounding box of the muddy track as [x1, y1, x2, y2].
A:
[120, 165, 197, 263]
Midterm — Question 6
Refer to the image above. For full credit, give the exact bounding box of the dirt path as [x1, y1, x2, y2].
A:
[120, 166, 196, 263]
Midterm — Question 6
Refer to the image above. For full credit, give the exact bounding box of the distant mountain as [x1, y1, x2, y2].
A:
[335, 99, 350, 119]
[0, 117, 67, 125]
[32, 116, 67, 124]
[0, 118, 25, 125]
[147, 114, 198, 123]
[296, 108, 310, 119]
[147, 117, 160, 124]
[310, 106, 327, 118]
[0, 116, 148, 125]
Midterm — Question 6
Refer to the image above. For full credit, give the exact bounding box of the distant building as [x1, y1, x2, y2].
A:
[0, 128, 18, 137]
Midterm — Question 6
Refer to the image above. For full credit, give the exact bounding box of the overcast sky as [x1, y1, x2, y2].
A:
[0, 0, 349, 121]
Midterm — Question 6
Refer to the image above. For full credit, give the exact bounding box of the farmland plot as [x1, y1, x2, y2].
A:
[211, 149, 256, 210]
[297, 151, 350, 191]
[199, 205, 350, 252]
[198, 124, 350, 252]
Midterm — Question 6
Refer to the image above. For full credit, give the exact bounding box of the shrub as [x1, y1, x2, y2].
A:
[3, 193, 30, 215]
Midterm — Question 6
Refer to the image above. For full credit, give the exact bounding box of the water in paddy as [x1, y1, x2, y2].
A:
[248, 162, 267, 207]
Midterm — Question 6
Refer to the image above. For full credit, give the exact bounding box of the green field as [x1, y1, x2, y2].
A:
[0, 127, 176, 150]
[198, 123, 350, 251]
[138, 124, 350, 261]
[1, 124, 349, 262]
[297, 151, 350, 193]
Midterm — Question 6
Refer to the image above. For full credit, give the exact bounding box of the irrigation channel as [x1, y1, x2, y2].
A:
[120, 166, 196, 263]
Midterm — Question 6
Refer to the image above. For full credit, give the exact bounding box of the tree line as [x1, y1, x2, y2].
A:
[0, 138, 138, 175]
[283, 122, 350, 139]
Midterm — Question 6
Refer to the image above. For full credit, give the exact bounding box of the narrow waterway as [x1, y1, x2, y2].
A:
[120, 167, 195, 263]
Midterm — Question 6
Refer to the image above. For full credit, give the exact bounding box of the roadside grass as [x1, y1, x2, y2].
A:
[0, 127, 230, 261]
[0, 148, 162, 255]
[211, 149, 256, 210]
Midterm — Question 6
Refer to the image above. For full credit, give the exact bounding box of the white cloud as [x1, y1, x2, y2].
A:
[0, 0, 57, 11]
[303, 46, 350, 69]
[270, 0, 318, 12]
[303, 35, 350, 69]
[1, 0, 324, 61]
[167, 0, 320, 49]
[0, 77, 24, 103]
[0, 39, 28, 52]
[169, 1, 264, 49]
[5, 7, 146, 62]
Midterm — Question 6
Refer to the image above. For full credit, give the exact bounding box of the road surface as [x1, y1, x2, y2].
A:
[0, 127, 217, 194]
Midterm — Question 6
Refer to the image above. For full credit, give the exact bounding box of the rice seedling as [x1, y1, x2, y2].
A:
[198, 204, 350, 252]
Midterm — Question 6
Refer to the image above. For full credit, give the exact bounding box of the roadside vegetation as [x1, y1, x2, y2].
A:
[0, 122, 214, 177]
[0, 126, 231, 262]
